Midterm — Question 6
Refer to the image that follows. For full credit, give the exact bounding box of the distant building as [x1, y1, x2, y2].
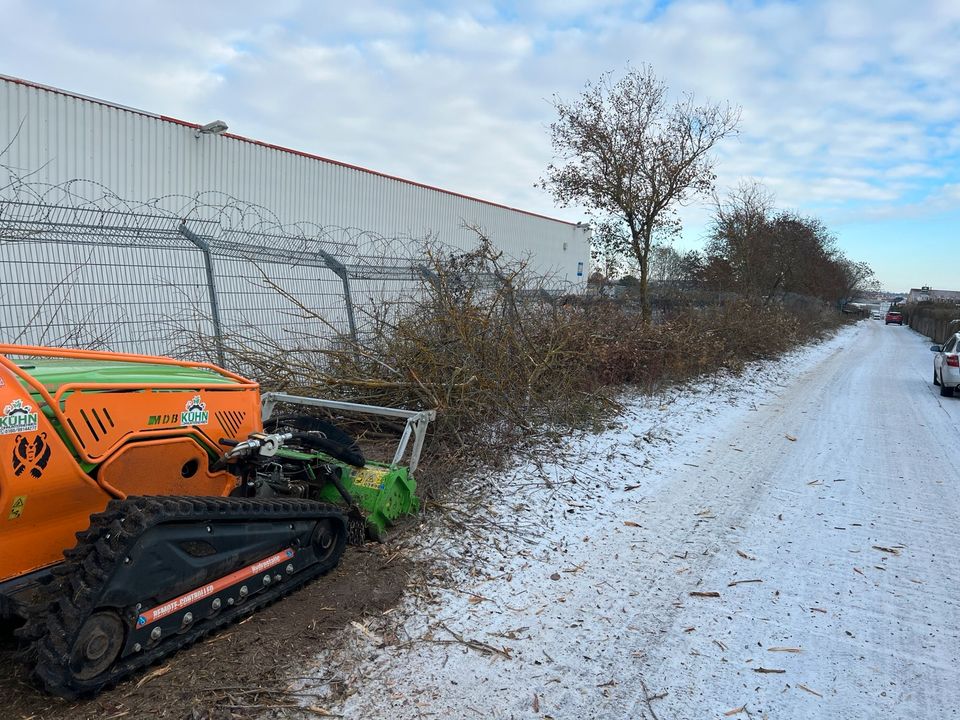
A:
[907, 287, 960, 304]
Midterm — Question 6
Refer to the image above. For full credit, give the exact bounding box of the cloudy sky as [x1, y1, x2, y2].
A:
[1, 0, 957, 290]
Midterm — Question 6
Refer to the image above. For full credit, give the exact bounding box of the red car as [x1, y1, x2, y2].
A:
[885, 310, 903, 325]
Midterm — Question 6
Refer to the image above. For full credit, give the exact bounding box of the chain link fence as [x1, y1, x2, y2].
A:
[0, 174, 574, 363]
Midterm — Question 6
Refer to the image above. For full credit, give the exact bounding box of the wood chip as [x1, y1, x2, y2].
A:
[853, 567, 865, 576]
[736, 549, 756, 560]
[532, 694, 540, 712]
[689, 591, 720, 598]
[785, 434, 797, 441]
[797, 683, 823, 698]
[767, 647, 802, 653]
[135, 665, 171, 688]
[810, 607, 827, 613]
[350, 621, 383, 644]
[872, 545, 900, 555]
[753, 667, 786, 674]
[306, 707, 342, 717]
[713, 639, 727, 651]
[727, 578, 763, 586]
[724, 705, 747, 716]
[623, 521, 641, 527]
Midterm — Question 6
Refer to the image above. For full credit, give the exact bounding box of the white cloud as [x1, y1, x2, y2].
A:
[0, 0, 957, 287]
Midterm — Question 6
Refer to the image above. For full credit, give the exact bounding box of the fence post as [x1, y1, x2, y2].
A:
[178, 222, 227, 367]
[316, 248, 359, 347]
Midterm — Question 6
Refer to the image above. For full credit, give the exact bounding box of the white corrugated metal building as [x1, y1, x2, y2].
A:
[0, 74, 589, 284]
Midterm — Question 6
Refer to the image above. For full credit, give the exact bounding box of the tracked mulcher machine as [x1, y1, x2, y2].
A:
[0, 344, 433, 697]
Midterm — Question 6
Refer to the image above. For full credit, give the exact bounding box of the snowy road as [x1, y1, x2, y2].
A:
[327, 321, 960, 719]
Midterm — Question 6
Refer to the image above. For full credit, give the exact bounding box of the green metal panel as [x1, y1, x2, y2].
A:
[14, 359, 240, 391]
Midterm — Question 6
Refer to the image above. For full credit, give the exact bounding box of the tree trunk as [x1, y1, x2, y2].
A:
[638, 228, 652, 325]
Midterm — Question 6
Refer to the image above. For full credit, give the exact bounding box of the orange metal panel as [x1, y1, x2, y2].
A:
[97, 437, 237, 499]
[0, 345, 264, 583]
[59, 386, 261, 462]
[0, 365, 112, 581]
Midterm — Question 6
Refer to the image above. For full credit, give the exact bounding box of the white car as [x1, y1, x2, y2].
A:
[931, 333, 960, 397]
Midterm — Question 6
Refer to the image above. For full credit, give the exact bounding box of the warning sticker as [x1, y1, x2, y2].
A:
[8, 495, 26, 519]
[352, 467, 388, 489]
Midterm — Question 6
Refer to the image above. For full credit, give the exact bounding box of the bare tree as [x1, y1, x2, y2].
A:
[648, 245, 685, 287]
[539, 64, 740, 322]
[706, 181, 876, 307]
[707, 180, 776, 296]
[590, 218, 632, 285]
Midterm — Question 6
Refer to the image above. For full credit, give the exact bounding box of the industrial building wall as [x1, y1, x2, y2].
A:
[0, 75, 590, 286]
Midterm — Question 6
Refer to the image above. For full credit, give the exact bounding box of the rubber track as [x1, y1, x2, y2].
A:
[18, 495, 347, 699]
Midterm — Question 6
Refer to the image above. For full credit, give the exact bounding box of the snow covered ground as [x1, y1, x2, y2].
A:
[318, 320, 960, 719]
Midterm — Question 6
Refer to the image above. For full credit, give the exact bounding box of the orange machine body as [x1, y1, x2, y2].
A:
[0, 345, 262, 583]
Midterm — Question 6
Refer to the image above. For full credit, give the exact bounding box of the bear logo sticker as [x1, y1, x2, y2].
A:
[13, 432, 51, 479]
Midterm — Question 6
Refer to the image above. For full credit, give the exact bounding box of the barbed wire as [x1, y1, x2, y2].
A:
[0, 164, 581, 356]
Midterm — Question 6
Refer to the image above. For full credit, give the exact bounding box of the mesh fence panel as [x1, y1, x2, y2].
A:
[0, 176, 578, 361]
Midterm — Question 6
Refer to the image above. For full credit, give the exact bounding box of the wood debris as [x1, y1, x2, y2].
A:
[785, 434, 797, 441]
[306, 707, 342, 717]
[724, 705, 747, 716]
[351, 621, 383, 645]
[689, 591, 720, 598]
[623, 520, 641, 527]
[736, 549, 756, 560]
[872, 545, 900, 555]
[728, 578, 763, 586]
[135, 665, 171, 688]
[797, 683, 823, 698]
[753, 667, 786, 674]
[767, 647, 802, 653]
